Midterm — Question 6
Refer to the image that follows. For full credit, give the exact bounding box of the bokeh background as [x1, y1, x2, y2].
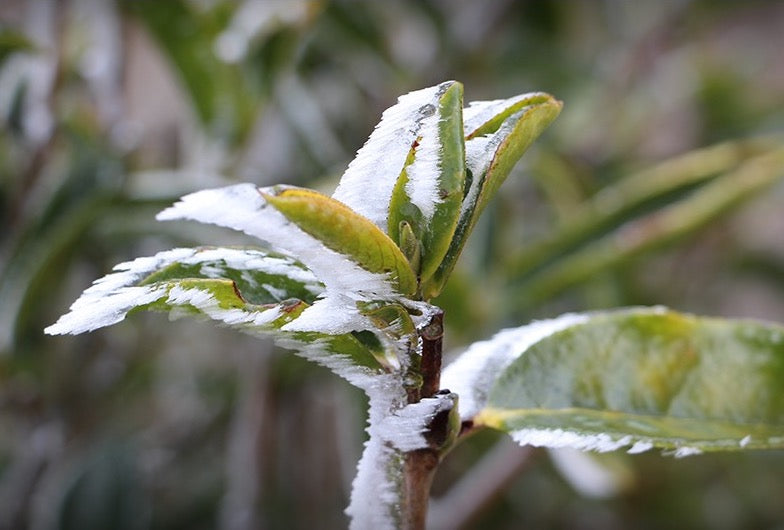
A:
[2, 1, 784, 529]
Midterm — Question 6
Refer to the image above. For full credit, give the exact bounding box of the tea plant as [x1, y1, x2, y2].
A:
[47, 81, 784, 529]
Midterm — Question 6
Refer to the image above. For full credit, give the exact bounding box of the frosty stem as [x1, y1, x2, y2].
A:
[403, 307, 444, 529]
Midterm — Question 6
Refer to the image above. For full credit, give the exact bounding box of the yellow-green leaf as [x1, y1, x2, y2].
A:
[263, 186, 417, 296]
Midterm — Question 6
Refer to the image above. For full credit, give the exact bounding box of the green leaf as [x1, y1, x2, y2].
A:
[388, 81, 466, 289]
[475, 308, 784, 454]
[263, 186, 418, 296]
[508, 144, 784, 311]
[425, 93, 562, 299]
[45, 247, 387, 374]
[138, 246, 322, 305]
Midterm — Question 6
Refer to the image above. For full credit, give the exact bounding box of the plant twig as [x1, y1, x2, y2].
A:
[402, 306, 446, 529]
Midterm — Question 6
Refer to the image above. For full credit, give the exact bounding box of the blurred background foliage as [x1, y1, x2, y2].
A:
[1, 0, 784, 529]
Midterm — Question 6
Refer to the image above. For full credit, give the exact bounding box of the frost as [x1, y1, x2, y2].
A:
[627, 441, 654, 454]
[332, 83, 450, 230]
[510, 428, 634, 453]
[463, 112, 520, 183]
[345, 374, 409, 529]
[463, 93, 545, 136]
[281, 294, 369, 335]
[165, 286, 282, 328]
[45, 285, 169, 335]
[404, 107, 441, 222]
[157, 184, 402, 333]
[740, 435, 752, 448]
[669, 446, 703, 458]
[377, 394, 455, 452]
[44, 246, 317, 336]
[441, 312, 589, 421]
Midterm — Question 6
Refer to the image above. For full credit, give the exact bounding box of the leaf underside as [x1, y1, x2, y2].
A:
[476, 308, 784, 453]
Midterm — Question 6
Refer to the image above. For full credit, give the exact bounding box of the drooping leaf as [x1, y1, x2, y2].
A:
[263, 186, 417, 296]
[45, 247, 387, 373]
[448, 308, 784, 455]
[425, 92, 562, 298]
[332, 81, 458, 231]
[387, 81, 466, 289]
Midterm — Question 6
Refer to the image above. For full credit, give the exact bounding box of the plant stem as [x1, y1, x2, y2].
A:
[402, 307, 445, 529]
[419, 309, 444, 400]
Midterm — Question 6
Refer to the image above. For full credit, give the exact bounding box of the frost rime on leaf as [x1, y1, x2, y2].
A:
[332, 83, 451, 230]
[44, 247, 320, 335]
[157, 184, 402, 334]
[403, 105, 442, 222]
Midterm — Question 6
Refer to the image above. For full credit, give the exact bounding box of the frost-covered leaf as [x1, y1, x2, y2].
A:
[332, 81, 457, 231]
[45, 247, 387, 373]
[388, 81, 465, 288]
[156, 183, 413, 334]
[446, 308, 784, 455]
[426, 93, 562, 298]
[262, 186, 417, 296]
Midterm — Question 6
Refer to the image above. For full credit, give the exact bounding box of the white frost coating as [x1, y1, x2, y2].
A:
[346, 375, 408, 529]
[377, 394, 455, 452]
[627, 441, 654, 454]
[739, 435, 752, 448]
[403, 108, 441, 222]
[271, 339, 414, 527]
[45, 285, 169, 335]
[157, 184, 401, 333]
[288, 337, 456, 529]
[165, 286, 282, 328]
[281, 294, 370, 335]
[463, 93, 543, 136]
[332, 84, 446, 229]
[44, 246, 320, 336]
[669, 446, 703, 458]
[463, 113, 519, 185]
[441, 312, 589, 421]
[510, 428, 634, 453]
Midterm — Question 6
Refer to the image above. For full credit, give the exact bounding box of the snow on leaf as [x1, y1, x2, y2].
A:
[44, 247, 322, 336]
[332, 82, 454, 231]
[463, 92, 555, 138]
[387, 81, 466, 293]
[156, 183, 408, 334]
